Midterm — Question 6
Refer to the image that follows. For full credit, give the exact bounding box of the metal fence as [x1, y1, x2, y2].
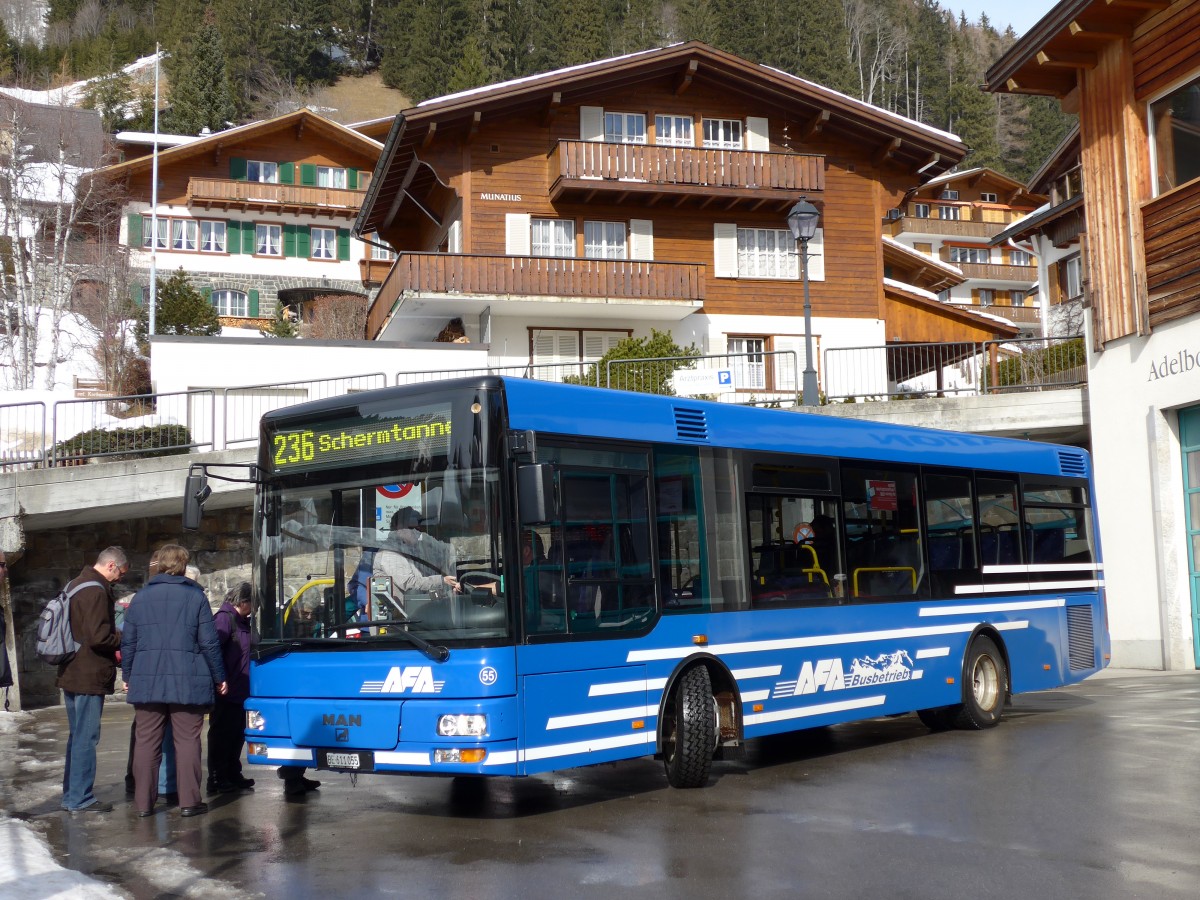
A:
[0, 337, 1088, 471]
[823, 336, 1086, 402]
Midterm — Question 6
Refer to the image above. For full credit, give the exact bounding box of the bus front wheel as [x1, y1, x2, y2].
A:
[952, 635, 1008, 730]
[663, 666, 716, 788]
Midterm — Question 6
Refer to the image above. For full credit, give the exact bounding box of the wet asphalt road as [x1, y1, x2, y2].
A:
[3, 670, 1199, 900]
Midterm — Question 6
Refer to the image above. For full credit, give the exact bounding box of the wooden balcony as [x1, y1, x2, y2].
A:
[888, 216, 1007, 240]
[359, 257, 393, 286]
[186, 178, 365, 218]
[549, 140, 823, 207]
[368, 252, 706, 339]
[949, 301, 1042, 327]
[952, 261, 1038, 283]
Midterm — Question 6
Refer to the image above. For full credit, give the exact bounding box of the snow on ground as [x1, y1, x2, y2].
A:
[0, 53, 165, 109]
[0, 712, 123, 899]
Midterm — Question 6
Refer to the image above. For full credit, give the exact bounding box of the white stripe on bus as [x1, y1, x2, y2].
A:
[952, 580, 1101, 595]
[626, 621, 980, 663]
[732, 665, 784, 680]
[266, 748, 315, 762]
[740, 690, 771, 703]
[588, 677, 667, 697]
[375, 751, 432, 766]
[982, 562, 1102, 574]
[915, 647, 951, 658]
[743, 694, 886, 726]
[516, 731, 656, 763]
[922, 598, 1066, 616]
[547, 705, 657, 730]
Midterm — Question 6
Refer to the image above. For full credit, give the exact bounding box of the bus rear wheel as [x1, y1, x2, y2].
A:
[951, 636, 1008, 730]
[663, 666, 716, 789]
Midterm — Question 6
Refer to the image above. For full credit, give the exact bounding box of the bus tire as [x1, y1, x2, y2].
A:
[663, 666, 716, 789]
[951, 635, 1008, 730]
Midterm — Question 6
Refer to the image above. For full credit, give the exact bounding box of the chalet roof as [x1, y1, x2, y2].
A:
[1026, 125, 1080, 195]
[357, 41, 968, 237]
[984, 0, 1151, 97]
[92, 109, 383, 180]
[912, 166, 1045, 207]
[991, 195, 1086, 245]
[883, 278, 1022, 338]
[0, 95, 106, 166]
[882, 235, 965, 292]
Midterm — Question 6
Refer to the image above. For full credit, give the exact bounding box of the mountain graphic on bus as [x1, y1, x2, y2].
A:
[846, 650, 916, 687]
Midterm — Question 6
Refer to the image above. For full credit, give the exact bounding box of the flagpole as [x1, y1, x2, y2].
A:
[148, 44, 160, 337]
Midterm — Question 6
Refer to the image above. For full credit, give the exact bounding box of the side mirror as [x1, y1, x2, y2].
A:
[182, 469, 211, 531]
[517, 463, 557, 525]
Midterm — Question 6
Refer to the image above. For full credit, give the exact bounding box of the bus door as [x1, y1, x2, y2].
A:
[515, 447, 658, 773]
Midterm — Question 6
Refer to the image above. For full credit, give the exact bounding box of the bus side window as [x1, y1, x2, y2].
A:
[841, 465, 926, 600]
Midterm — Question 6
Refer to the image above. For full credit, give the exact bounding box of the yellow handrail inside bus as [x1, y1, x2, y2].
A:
[851, 566, 916, 597]
[282, 578, 335, 624]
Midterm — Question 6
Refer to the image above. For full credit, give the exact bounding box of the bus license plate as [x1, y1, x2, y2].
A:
[319, 750, 374, 771]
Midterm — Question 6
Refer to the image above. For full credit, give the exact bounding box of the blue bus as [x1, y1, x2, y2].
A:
[227, 376, 1107, 788]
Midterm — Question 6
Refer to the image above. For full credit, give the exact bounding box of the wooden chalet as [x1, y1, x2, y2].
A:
[355, 42, 1018, 397]
[986, 0, 1200, 670]
[91, 110, 384, 329]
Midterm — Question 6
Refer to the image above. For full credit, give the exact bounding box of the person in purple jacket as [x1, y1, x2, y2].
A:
[207, 581, 255, 795]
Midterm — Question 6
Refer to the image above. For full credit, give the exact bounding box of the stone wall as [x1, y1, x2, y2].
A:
[4, 504, 254, 709]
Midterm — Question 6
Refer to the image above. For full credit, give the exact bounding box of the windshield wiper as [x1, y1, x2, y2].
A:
[253, 624, 449, 663]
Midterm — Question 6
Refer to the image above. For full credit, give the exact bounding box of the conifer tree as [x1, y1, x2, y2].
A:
[136, 269, 221, 343]
[165, 17, 237, 135]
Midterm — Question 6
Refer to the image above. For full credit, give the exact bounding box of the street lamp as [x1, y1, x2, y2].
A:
[786, 197, 821, 406]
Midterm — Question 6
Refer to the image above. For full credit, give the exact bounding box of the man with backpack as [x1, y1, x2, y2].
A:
[58, 546, 127, 814]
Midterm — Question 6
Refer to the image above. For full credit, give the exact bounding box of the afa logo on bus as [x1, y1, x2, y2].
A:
[360, 666, 446, 694]
[772, 650, 916, 699]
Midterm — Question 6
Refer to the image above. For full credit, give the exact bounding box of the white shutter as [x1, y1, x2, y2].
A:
[580, 106, 604, 142]
[772, 336, 804, 391]
[713, 223, 738, 278]
[532, 331, 580, 365]
[745, 117, 770, 151]
[505, 213, 531, 255]
[583, 331, 626, 361]
[630, 219, 654, 260]
[804, 227, 825, 281]
[447, 219, 462, 253]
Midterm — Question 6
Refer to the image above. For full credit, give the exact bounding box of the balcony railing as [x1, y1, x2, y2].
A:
[550, 140, 824, 200]
[186, 178, 365, 217]
[368, 252, 706, 339]
[888, 216, 1007, 240]
[949, 261, 1038, 282]
[949, 301, 1042, 327]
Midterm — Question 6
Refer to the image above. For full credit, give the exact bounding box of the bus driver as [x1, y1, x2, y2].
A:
[372, 508, 460, 616]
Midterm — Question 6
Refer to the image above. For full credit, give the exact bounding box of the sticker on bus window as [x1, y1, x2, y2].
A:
[867, 480, 898, 511]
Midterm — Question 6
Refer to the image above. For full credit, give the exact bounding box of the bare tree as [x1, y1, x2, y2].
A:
[306, 295, 368, 341]
[842, 0, 907, 106]
[0, 95, 123, 390]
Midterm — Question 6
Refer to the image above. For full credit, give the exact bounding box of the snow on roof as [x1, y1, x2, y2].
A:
[884, 277, 940, 303]
[418, 44, 677, 108]
[922, 167, 985, 188]
[760, 65, 961, 145]
[882, 234, 964, 277]
[114, 132, 198, 147]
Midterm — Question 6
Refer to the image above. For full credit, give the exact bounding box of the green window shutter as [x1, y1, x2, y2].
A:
[226, 220, 240, 254]
[279, 162, 295, 184]
[127, 213, 142, 247]
[300, 163, 317, 186]
[242, 224, 255, 255]
[347, 168, 358, 190]
[202, 286, 213, 300]
[337, 228, 350, 261]
[130, 284, 143, 306]
[230, 157, 247, 181]
[283, 223, 297, 257]
[297, 227, 311, 258]
[248, 289, 260, 318]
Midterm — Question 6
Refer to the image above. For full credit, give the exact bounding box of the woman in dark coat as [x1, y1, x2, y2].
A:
[121, 544, 227, 817]
[206, 581, 255, 794]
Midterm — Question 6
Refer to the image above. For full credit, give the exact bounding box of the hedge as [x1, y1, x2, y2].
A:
[53, 424, 194, 462]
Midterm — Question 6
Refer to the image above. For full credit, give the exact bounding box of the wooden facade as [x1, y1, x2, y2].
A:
[987, 0, 1200, 343]
[355, 43, 1002, 350]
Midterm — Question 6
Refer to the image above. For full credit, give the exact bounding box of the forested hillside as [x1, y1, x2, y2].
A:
[1, 0, 1073, 182]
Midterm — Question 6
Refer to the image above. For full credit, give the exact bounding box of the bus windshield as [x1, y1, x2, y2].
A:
[254, 391, 508, 646]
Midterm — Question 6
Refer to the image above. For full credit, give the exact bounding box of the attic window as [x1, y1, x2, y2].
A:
[491, 144, 499, 153]
[940, 189, 959, 200]
[980, 192, 998, 203]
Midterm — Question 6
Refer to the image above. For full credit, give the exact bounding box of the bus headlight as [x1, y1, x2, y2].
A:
[437, 714, 488, 737]
[246, 710, 266, 731]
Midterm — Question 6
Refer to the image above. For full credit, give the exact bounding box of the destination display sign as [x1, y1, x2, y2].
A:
[266, 405, 453, 474]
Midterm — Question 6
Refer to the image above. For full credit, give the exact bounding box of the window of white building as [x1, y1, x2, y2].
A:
[211, 290, 249, 317]
[256, 223, 282, 256]
[311, 227, 337, 260]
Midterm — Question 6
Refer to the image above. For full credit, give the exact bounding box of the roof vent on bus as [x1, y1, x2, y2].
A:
[673, 407, 709, 443]
[1057, 450, 1088, 477]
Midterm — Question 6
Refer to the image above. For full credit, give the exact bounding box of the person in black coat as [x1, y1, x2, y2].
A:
[121, 544, 226, 817]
